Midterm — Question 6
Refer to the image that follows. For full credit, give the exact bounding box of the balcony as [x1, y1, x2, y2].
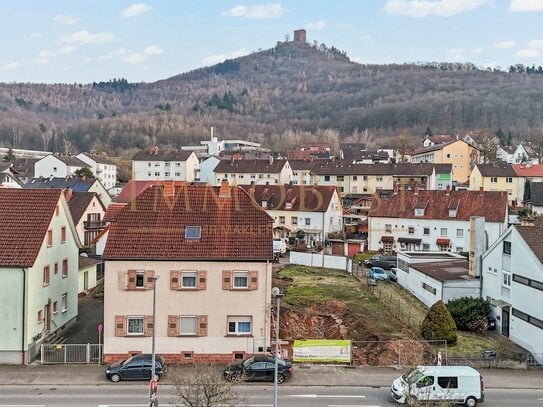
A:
[84, 220, 107, 230]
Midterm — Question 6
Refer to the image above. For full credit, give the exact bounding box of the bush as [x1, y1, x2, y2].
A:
[421, 300, 457, 344]
[446, 297, 491, 332]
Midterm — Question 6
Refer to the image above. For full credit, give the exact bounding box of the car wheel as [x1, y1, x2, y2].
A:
[276, 373, 285, 384]
[465, 396, 478, 407]
[230, 372, 243, 383]
[110, 373, 121, 383]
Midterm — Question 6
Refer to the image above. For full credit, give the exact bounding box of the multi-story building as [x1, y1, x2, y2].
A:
[0, 189, 81, 364]
[76, 153, 118, 190]
[213, 158, 293, 185]
[512, 164, 543, 205]
[102, 182, 274, 363]
[34, 154, 88, 179]
[289, 159, 319, 185]
[469, 164, 520, 206]
[367, 187, 508, 254]
[410, 139, 480, 184]
[131, 148, 199, 182]
[482, 226, 543, 363]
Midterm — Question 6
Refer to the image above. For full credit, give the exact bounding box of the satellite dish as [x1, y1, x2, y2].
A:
[271, 287, 281, 297]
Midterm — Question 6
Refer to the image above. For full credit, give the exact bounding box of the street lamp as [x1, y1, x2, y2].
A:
[271, 287, 284, 407]
[150, 275, 159, 407]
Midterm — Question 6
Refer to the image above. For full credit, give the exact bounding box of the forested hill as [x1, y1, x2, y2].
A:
[1, 40, 543, 156]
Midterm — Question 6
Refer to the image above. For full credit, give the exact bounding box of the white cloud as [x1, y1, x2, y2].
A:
[471, 47, 484, 54]
[123, 52, 146, 63]
[58, 30, 115, 45]
[29, 32, 42, 39]
[494, 40, 516, 49]
[143, 45, 163, 55]
[305, 20, 326, 30]
[528, 39, 543, 48]
[59, 46, 78, 54]
[3, 62, 19, 71]
[35, 46, 78, 65]
[517, 49, 540, 58]
[383, 0, 493, 17]
[202, 48, 250, 65]
[222, 3, 285, 19]
[509, 0, 543, 12]
[54, 15, 78, 25]
[121, 3, 152, 18]
[446, 48, 467, 60]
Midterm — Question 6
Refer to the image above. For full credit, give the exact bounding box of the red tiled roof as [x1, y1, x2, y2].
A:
[115, 180, 188, 203]
[103, 203, 127, 222]
[103, 184, 274, 260]
[214, 159, 287, 174]
[240, 184, 338, 212]
[512, 164, 543, 177]
[369, 190, 507, 223]
[0, 188, 62, 267]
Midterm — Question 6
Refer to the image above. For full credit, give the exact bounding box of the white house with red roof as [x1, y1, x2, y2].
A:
[0, 188, 81, 364]
[368, 187, 508, 254]
[102, 182, 274, 364]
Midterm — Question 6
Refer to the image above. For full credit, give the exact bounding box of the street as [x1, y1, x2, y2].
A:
[1, 384, 543, 406]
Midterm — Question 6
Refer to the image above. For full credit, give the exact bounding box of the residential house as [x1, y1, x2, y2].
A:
[34, 154, 88, 179]
[65, 190, 107, 249]
[0, 188, 81, 364]
[24, 176, 112, 207]
[199, 156, 221, 185]
[367, 188, 508, 254]
[530, 182, 543, 215]
[395, 251, 480, 308]
[241, 184, 343, 247]
[482, 226, 543, 363]
[410, 139, 480, 183]
[512, 164, 543, 205]
[496, 143, 532, 164]
[422, 134, 455, 148]
[78, 255, 101, 294]
[289, 159, 320, 185]
[469, 164, 520, 206]
[102, 182, 274, 363]
[11, 158, 37, 184]
[76, 153, 118, 190]
[213, 158, 293, 185]
[131, 147, 199, 182]
[287, 143, 331, 160]
[340, 143, 392, 164]
[0, 163, 22, 188]
[310, 162, 452, 195]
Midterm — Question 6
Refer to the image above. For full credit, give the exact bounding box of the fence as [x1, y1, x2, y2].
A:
[289, 251, 352, 273]
[351, 339, 447, 367]
[41, 343, 103, 364]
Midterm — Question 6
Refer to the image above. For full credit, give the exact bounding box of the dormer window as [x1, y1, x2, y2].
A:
[261, 200, 267, 208]
[285, 202, 292, 210]
[449, 209, 457, 218]
[185, 226, 201, 240]
[414, 208, 425, 216]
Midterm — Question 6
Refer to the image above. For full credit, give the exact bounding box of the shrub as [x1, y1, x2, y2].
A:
[446, 297, 491, 332]
[421, 300, 457, 344]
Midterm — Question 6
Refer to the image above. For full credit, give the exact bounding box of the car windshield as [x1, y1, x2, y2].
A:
[242, 357, 256, 368]
[120, 356, 135, 366]
[406, 369, 425, 383]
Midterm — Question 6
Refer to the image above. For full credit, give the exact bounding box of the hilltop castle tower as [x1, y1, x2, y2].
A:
[293, 29, 306, 43]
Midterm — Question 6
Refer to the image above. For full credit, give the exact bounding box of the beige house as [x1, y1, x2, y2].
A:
[213, 158, 293, 185]
[102, 182, 274, 364]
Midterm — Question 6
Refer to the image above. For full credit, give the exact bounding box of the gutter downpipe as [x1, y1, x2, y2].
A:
[21, 268, 27, 365]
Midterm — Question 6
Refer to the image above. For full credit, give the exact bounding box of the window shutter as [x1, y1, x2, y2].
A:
[127, 270, 136, 290]
[145, 315, 154, 337]
[170, 271, 180, 290]
[168, 315, 178, 337]
[222, 270, 232, 290]
[115, 315, 126, 336]
[249, 270, 258, 290]
[198, 315, 208, 337]
[197, 270, 207, 290]
[145, 270, 155, 289]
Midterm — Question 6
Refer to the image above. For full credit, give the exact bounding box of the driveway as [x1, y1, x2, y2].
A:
[61, 292, 104, 344]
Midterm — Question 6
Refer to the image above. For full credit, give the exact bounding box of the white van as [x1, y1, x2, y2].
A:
[391, 365, 484, 406]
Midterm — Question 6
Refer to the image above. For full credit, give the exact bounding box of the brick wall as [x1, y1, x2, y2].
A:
[103, 351, 252, 365]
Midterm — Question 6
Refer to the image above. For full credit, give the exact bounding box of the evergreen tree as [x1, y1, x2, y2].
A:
[421, 300, 457, 344]
[524, 179, 532, 203]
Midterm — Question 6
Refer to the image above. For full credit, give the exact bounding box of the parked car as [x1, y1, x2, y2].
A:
[387, 267, 398, 282]
[368, 267, 388, 281]
[223, 355, 293, 384]
[363, 255, 397, 270]
[105, 354, 166, 383]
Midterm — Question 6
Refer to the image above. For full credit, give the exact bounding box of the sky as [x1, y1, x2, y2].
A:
[1, 0, 542, 84]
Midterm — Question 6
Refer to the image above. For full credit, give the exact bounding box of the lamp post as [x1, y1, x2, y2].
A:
[272, 287, 284, 407]
[150, 275, 159, 407]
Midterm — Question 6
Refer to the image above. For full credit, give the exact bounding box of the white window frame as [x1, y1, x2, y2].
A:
[233, 271, 249, 289]
[227, 316, 252, 335]
[502, 270, 512, 288]
[61, 293, 68, 313]
[181, 271, 197, 288]
[440, 228, 448, 236]
[127, 316, 145, 336]
[456, 229, 464, 238]
[180, 315, 198, 336]
[135, 270, 145, 288]
[185, 226, 202, 240]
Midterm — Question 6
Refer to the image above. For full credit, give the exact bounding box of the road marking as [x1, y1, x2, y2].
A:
[289, 394, 366, 398]
[0, 405, 46, 407]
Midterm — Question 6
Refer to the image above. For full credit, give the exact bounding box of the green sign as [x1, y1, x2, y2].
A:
[437, 173, 451, 180]
[293, 339, 352, 363]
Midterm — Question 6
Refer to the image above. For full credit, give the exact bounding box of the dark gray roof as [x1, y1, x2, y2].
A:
[476, 164, 517, 177]
[531, 182, 543, 206]
[288, 159, 325, 171]
[214, 159, 287, 174]
[24, 177, 96, 191]
[80, 153, 116, 165]
[311, 162, 451, 176]
[516, 226, 543, 264]
[132, 149, 194, 162]
[44, 155, 88, 167]
[411, 259, 472, 282]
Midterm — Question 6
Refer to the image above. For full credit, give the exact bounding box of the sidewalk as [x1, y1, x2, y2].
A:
[0, 364, 541, 389]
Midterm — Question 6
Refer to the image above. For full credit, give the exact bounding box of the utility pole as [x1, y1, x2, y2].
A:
[272, 287, 284, 407]
[150, 275, 159, 407]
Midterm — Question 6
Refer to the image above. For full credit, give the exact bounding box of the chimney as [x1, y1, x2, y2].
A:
[393, 183, 399, 195]
[219, 179, 231, 198]
[469, 216, 486, 278]
[163, 181, 175, 197]
[445, 185, 451, 196]
[64, 188, 73, 202]
[414, 183, 419, 195]
[269, 155, 274, 165]
[210, 126, 214, 140]
[479, 186, 484, 196]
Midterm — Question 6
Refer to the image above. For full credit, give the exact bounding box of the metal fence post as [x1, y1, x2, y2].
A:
[86, 343, 90, 364]
[40, 344, 43, 365]
[398, 340, 401, 367]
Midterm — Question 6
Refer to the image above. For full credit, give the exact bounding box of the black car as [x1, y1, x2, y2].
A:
[363, 255, 397, 270]
[105, 354, 166, 383]
[223, 356, 293, 384]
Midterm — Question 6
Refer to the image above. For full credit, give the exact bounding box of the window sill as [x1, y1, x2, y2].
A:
[225, 334, 253, 338]
[62, 309, 68, 314]
[62, 275, 68, 279]
[43, 283, 49, 287]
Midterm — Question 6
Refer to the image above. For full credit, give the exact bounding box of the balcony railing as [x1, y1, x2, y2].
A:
[84, 220, 107, 229]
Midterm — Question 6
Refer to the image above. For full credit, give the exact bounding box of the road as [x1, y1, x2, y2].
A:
[1, 384, 543, 406]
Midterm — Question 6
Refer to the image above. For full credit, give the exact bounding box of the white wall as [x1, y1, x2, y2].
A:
[199, 156, 220, 185]
[132, 153, 199, 182]
[289, 252, 352, 272]
[35, 155, 68, 178]
[78, 265, 98, 293]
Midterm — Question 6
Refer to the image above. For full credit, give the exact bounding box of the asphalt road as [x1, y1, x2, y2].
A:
[1, 384, 543, 406]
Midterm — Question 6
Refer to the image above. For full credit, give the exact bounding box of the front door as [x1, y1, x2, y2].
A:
[84, 271, 88, 290]
[44, 303, 51, 332]
[502, 307, 510, 337]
